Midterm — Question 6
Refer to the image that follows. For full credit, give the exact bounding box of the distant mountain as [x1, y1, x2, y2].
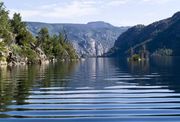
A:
[107, 12, 180, 57]
[26, 21, 129, 57]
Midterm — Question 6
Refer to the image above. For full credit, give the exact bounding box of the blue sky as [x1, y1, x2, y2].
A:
[3, 0, 180, 26]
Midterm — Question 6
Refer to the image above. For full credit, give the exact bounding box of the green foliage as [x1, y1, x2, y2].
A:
[37, 27, 49, 48]
[0, 56, 6, 61]
[0, 41, 6, 52]
[0, 41, 6, 61]
[11, 12, 35, 46]
[0, 2, 12, 44]
[128, 54, 140, 61]
[132, 54, 140, 60]
[153, 48, 173, 56]
[15, 30, 35, 46]
[11, 44, 38, 63]
[23, 47, 38, 63]
[11, 13, 26, 34]
[37, 28, 78, 60]
[0, 1, 78, 65]
[63, 43, 78, 59]
[10, 44, 23, 57]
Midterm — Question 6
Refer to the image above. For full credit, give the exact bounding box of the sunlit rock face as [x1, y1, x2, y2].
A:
[74, 38, 104, 57]
[26, 21, 129, 57]
[95, 42, 104, 56]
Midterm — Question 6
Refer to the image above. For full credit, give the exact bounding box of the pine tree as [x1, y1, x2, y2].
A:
[11, 13, 26, 34]
[0, 2, 12, 44]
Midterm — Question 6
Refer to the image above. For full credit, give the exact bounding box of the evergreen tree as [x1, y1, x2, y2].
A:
[0, 2, 12, 44]
[11, 12, 34, 46]
[11, 13, 26, 34]
[0, 1, 78, 63]
[37, 27, 49, 48]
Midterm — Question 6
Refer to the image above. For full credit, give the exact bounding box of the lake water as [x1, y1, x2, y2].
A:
[1, 57, 180, 122]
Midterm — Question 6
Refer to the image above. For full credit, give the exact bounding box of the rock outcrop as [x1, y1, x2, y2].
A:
[26, 21, 129, 57]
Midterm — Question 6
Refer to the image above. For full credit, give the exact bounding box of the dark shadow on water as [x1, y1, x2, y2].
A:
[110, 56, 180, 93]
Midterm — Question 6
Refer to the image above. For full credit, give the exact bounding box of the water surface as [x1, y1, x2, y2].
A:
[1, 58, 180, 122]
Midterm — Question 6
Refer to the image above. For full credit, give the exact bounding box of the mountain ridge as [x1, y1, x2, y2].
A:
[26, 21, 129, 57]
[107, 11, 180, 57]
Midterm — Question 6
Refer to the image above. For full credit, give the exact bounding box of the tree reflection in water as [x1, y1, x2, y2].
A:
[0, 61, 78, 115]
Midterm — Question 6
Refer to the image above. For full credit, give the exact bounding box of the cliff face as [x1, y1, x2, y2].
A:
[107, 12, 180, 57]
[26, 21, 129, 57]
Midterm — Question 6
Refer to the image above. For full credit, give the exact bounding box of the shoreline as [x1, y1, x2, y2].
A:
[0, 58, 79, 67]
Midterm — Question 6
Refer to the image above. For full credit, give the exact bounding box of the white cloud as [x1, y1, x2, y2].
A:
[9, 0, 131, 20]
[40, 4, 57, 9]
[9, 9, 40, 19]
[108, 0, 129, 6]
[8, 0, 179, 26]
[142, 0, 172, 4]
[42, 1, 98, 18]
[9, 0, 99, 20]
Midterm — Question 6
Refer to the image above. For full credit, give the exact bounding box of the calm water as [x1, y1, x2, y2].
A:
[1, 57, 180, 122]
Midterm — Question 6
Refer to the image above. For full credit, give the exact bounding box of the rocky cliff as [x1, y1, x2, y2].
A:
[107, 12, 180, 57]
[26, 21, 129, 57]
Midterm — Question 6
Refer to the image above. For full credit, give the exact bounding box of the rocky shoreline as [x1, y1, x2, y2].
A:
[0, 48, 79, 67]
[0, 58, 79, 67]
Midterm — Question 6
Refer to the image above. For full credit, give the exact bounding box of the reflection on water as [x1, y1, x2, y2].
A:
[0, 62, 78, 114]
[1, 58, 180, 122]
[128, 60, 150, 74]
[152, 56, 173, 68]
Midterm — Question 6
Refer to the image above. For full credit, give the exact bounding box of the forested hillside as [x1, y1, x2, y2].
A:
[0, 2, 78, 66]
[107, 12, 180, 57]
